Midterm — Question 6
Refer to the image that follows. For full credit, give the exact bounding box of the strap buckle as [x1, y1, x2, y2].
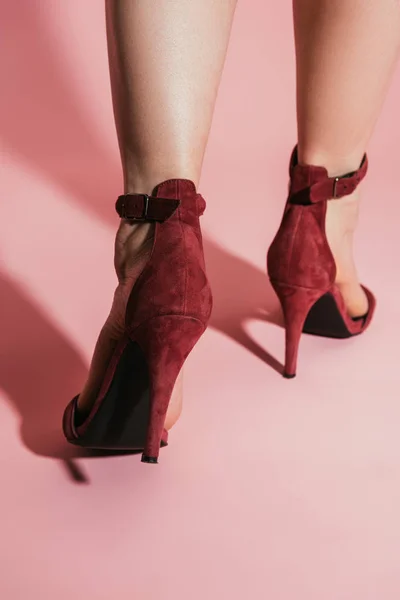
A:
[120, 194, 150, 221]
[116, 193, 181, 221]
[135, 194, 150, 221]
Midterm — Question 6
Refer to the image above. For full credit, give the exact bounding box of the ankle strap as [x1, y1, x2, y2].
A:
[116, 193, 180, 221]
[289, 148, 368, 205]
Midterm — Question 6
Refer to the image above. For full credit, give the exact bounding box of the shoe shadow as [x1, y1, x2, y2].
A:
[0, 0, 284, 480]
[0, 274, 144, 483]
[205, 238, 283, 373]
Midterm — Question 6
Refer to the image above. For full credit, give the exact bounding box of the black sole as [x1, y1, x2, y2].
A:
[303, 292, 360, 339]
[72, 340, 154, 450]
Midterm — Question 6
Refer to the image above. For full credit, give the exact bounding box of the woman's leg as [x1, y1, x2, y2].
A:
[293, 0, 400, 316]
[77, 1, 237, 428]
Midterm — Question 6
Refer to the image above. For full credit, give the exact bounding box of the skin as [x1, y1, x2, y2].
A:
[78, 0, 400, 429]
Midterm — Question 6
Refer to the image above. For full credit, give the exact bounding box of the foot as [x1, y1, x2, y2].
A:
[76, 219, 183, 429]
[325, 188, 369, 318]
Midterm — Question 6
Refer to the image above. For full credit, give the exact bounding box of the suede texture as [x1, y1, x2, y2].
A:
[287, 145, 368, 206]
[268, 145, 369, 290]
[133, 315, 205, 459]
[125, 179, 212, 332]
[267, 145, 374, 376]
[270, 282, 327, 376]
[123, 179, 212, 459]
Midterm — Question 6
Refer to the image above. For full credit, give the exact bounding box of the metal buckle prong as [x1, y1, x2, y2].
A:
[143, 194, 149, 219]
[332, 177, 340, 199]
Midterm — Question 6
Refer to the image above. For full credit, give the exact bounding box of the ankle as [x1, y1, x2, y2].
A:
[123, 164, 201, 195]
[297, 144, 365, 178]
[327, 188, 361, 229]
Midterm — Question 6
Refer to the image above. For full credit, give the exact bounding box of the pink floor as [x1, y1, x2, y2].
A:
[1, 2, 400, 598]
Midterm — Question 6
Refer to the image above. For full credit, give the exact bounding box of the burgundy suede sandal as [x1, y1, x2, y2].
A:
[63, 179, 212, 463]
[267, 145, 376, 378]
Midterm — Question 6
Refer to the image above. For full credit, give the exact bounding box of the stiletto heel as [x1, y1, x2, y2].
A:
[133, 315, 205, 463]
[272, 282, 326, 378]
[268, 145, 376, 377]
[63, 179, 212, 462]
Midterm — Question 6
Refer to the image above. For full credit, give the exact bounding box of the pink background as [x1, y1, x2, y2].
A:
[1, 1, 400, 598]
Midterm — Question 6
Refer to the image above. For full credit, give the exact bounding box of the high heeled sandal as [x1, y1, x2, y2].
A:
[267, 145, 376, 378]
[63, 179, 213, 463]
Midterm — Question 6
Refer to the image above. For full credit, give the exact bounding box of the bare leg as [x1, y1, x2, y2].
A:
[294, 0, 400, 316]
[77, 1, 237, 429]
